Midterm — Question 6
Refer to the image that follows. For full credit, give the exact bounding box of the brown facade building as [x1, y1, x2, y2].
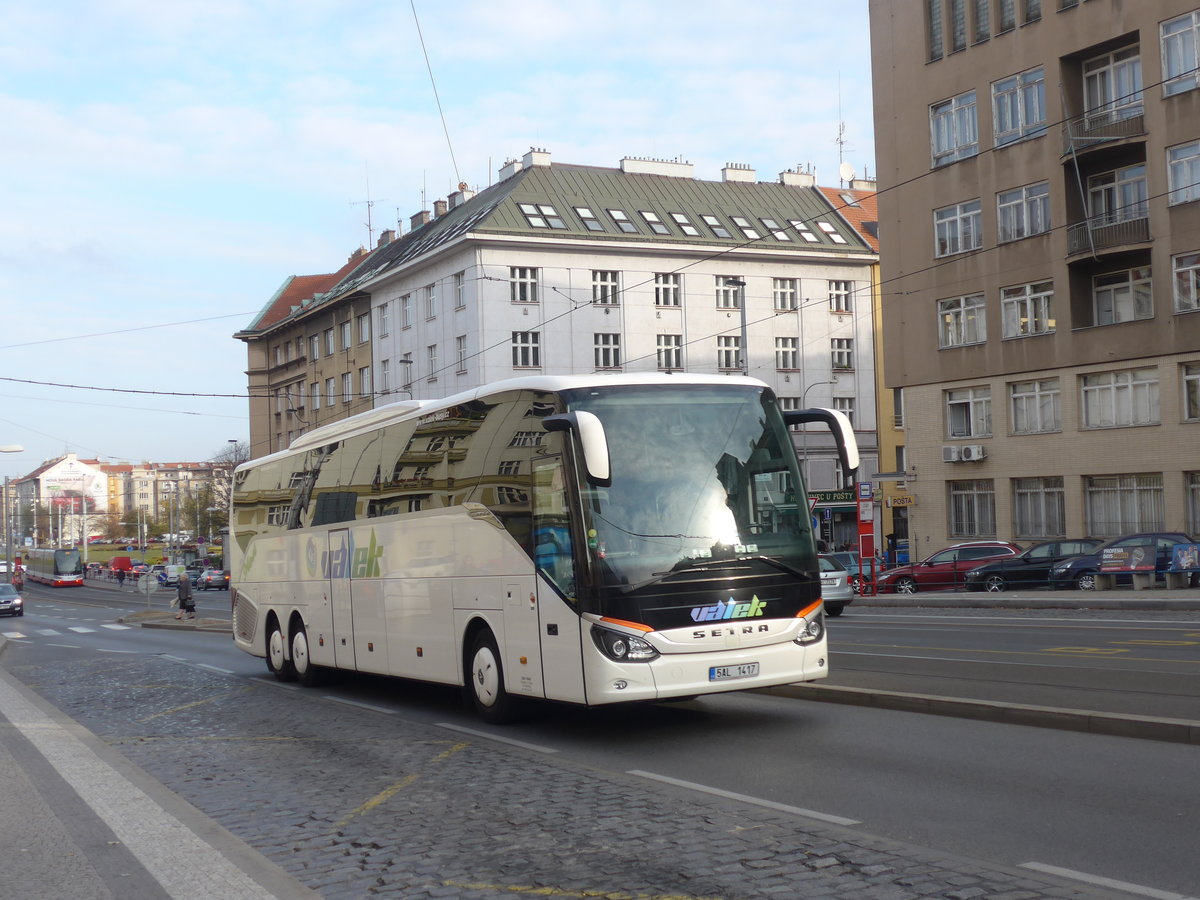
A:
[870, 0, 1200, 555]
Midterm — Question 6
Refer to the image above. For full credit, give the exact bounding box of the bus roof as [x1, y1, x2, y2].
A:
[242, 372, 770, 470]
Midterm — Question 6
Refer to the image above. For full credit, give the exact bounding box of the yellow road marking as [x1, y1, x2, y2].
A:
[336, 741, 470, 828]
[137, 688, 249, 722]
[1112, 640, 1199, 646]
[1045, 647, 1129, 655]
[443, 882, 725, 899]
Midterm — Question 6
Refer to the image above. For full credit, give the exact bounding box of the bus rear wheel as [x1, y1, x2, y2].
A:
[290, 622, 323, 687]
[266, 619, 295, 682]
[467, 630, 517, 724]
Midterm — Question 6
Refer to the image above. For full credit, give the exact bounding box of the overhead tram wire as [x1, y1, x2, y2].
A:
[411, 0, 461, 188]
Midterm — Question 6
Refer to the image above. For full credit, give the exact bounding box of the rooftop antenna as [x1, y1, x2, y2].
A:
[350, 163, 386, 247]
[835, 73, 854, 186]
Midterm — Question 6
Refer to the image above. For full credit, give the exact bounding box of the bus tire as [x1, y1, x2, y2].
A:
[266, 618, 296, 682]
[467, 629, 517, 724]
[290, 621, 323, 687]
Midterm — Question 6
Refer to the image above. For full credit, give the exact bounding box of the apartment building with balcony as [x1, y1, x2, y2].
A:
[869, 0, 1200, 554]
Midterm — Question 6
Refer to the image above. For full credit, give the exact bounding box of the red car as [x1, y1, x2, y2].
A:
[877, 541, 1023, 593]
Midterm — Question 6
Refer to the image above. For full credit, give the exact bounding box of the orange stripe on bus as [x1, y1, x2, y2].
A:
[600, 616, 655, 633]
[795, 599, 823, 618]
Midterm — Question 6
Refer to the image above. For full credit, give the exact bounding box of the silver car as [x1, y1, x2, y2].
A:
[818, 554, 854, 617]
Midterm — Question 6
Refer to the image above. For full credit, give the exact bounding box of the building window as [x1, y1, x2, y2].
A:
[639, 211, 670, 235]
[1168, 141, 1200, 205]
[378, 302, 390, 336]
[997, 0, 1015, 31]
[324, 328, 335, 356]
[1087, 165, 1148, 227]
[730, 216, 760, 240]
[592, 270, 619, 305]
[761, 218, 791, 241]
[657, 334, 683, 370]
[1081, 368, 1159, 428]
[717, 335, 740, 371]
[594, 333, 621, 369]
[1163, 11, 1200, 97]
[1093, 267, 1152, 326]
[1085, 474, 1164, 537]
[426, 344, 438, 380]
[1001, 281, 1054, 338]
[670, 212, 700, 236]
[934, 199, 982, 256]
[1023, 0, 1041, 24]
[1010, 378, 1060, 433]
[606, 209, 638, 233]
[310, 382, 320, 410]
[829, 280, 853, 312]
[357, 313, 370, 344]
[510, 267, 538, 303]
[336, 321, 349, 350]
[701, 214, 732, 239]
[946, 386, 991, 438]
[817, 222, 847, 244]
[997, 182, 1050, 242]
[359, 366, 372, 399]
[949, 0, 966, 51]
[773, 278, 797, 311]
[831, 338, 854, 370]
[949, 479, 996, 538]
[574, 207, 604, 232]
[930, 90, 978, 166]
[456, 335, 467, 373]
[1013, 476, 1064, 538]
[654, 273, 681, 306]
[309, 334, 320, 361]
[379, 359, 390, 395]
[973, 0, 989, 42]
[512, 332, 540, 368]
[832, 396, 855, 426]
[1183, 363, 1200, 420]
[325, 376, 336, 404]
[425, 284, 437, 319]
[788, 220, 820, 243]
[454, 271, 465, 309]
[938, 294, 986, 347]
[775, 337, 799, 370]
[400, 295, 412, 328]
[499, 460, 521, 476]
[1189, 473, 1200, 536]
[927, 0, 944, 61]
[341, 372, 352, 404]
[518, 202, 566, 229]
[1084, 46, 1142, 124]
[715, 276, 742, 308]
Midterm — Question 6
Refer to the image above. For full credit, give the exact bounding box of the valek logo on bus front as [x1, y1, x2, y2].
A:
[306, 532, 385, 579]
[689, 596, 766, 622]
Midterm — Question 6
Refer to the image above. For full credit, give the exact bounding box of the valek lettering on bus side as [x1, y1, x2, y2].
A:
[689, 596, 766, 622]
[306, 531, 384, 579]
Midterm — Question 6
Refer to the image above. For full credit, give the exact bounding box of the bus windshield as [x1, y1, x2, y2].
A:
[563, 384, 815, 613]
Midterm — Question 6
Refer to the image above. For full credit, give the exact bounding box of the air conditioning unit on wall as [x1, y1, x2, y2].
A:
[961, 444, 987, 461]
[941, 445, 961, 462]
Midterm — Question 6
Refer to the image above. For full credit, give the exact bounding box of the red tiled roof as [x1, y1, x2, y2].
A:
[250, 248, 372, 332]
[817, 186, 879, 252]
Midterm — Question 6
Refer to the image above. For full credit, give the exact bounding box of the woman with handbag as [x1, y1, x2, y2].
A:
[175, 574, 195, 620]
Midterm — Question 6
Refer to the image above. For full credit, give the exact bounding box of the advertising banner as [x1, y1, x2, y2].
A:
[1099, 538, 1156, 572]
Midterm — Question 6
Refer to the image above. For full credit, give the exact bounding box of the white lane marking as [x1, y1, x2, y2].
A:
[197, 664, 235, 675]
[37, 629, 61, 635]
[628, 770, 861, 826]
[0, 673, 279, 899]
[2, 632, 27, 639]
[97, 648, 140, 654]
[68, 626, 96, 633]
[46, 643, 81, 649]
[1021, 862, 1198, 900]
[101, 624, 132, 630]
[323, 696, 397, 715]
[437, 722, 558, 754]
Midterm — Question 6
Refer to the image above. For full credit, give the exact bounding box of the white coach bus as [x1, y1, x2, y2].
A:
[229, 374, 857, 722]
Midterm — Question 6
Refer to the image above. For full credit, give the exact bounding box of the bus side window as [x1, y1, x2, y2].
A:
[533, 456, 576, 600]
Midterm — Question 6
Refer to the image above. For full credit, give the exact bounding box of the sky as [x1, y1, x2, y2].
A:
[0, 0, 875, 481]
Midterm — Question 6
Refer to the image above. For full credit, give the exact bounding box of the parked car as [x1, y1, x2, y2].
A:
[197, 568, 230, 590]
[826, 551, 887, 593]
[1048, 533, 1194, 591]
[0, 583, 23, 617]
[818, 554, 854, 616]
[963, 538, 1104, 592]
[877, 541, 1024, 593]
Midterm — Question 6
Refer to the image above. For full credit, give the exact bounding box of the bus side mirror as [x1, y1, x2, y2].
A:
[782, 407, 860, 487]
[543, 411, 611, 486]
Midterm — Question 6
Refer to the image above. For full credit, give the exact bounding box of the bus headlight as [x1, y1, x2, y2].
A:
[794, 615, 824, 645]
[591, 626, 659, 662]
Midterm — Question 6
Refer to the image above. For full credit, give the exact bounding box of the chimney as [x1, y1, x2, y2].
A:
[779, 169, 817, 187]
[620, 157, 694, 178]
[721, 163, 756, 183]
[433, 199, 448, 218]
[377, 229, 396, 247]
[850, 177, 877, 190]
[522, 147, 551, 168]
[448, 183, 475, 209]
[498, 158, 522, 180]
[410, 210, 431, 230]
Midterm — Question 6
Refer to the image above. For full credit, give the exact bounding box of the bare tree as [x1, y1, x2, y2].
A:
[209, 440, 250, 529]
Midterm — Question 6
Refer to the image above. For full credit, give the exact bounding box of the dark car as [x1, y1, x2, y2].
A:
[197, 568, 230, 590]
[963, 538, 1104, 592]
[1049, 532, 1194, 591]
[0, 583, 23, 616]
[877, 541, 1024, 593]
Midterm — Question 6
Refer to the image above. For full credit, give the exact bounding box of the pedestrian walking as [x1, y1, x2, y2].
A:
[176, 575, 195, 620]
[116, 568, 126, 589]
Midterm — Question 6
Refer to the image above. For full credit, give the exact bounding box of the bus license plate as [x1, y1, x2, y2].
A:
[709, 663, 759, 681]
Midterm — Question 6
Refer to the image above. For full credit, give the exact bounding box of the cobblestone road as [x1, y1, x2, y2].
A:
[8, 652, 1135, 899]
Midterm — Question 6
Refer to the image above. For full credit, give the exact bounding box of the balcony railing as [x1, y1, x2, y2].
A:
[1066, 213, 1150, 256]
[1061, 109, 1145, 156]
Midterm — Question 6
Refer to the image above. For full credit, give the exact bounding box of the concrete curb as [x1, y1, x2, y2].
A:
[762, 682, 1200, 745]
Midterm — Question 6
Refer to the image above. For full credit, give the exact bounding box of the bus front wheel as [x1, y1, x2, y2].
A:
[467, 630, 517, 724]
[266, 619, 296, 682]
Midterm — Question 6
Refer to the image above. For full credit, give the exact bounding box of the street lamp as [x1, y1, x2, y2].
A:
[1, 446, 25, 582]
[800, 380, 836, 487]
